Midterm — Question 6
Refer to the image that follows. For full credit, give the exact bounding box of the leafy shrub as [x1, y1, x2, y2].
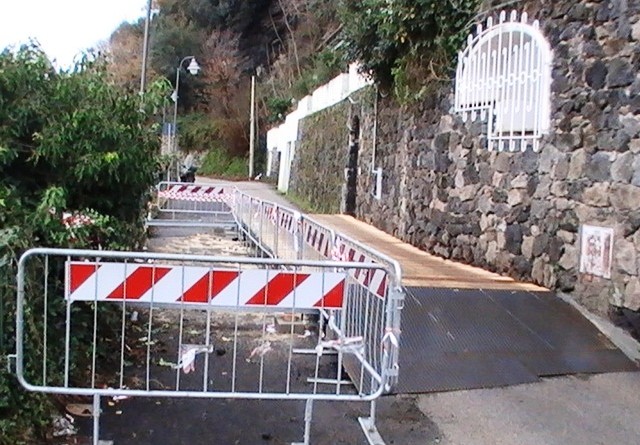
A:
[178, 112, 221, 152]
[338, 0, 480, 94]
[199, 148, 247, 178]
[290, 46, 347, 99]
[0, 45, 168, 443]
[266, 97, 293, 123]
[224, 157, 248, 178]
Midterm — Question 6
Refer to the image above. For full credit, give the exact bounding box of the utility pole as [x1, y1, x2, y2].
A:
[249, 75, 256, 179]
[139, 0, 153, 96]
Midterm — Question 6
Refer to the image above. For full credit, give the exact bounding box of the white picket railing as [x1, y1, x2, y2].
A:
[454, 10, 552, 153]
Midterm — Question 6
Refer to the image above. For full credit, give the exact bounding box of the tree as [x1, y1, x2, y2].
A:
[150, 14, 206, 111]
[200, 29, 250, 156]
[338, 0, 480, 90]
[106, 19, 158, 91]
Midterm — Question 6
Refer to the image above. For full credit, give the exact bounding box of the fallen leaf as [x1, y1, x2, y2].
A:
[157, 358, 176, 367]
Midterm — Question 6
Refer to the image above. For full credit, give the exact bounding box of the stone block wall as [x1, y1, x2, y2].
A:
[292, 0, 640, 316]
[290, 105, 347, 213]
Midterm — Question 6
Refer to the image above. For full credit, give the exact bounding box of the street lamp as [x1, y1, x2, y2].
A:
[171, 56, 200, 148]
[170, 56, 200, 181]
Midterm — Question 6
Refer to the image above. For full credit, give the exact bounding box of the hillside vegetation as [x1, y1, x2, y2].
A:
[106, 0, 480, 176]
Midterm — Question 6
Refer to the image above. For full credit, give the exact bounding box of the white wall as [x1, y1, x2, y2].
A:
[267, 63, 373, 192]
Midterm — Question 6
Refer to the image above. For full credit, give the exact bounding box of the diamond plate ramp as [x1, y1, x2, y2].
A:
[389, 287, 637, 394]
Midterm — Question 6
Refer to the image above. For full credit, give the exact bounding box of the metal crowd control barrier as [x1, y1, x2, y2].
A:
[15, 248, 399, 445]
[233, 192, 302, 262]
[232, 190, 404, 441]
[146, 181, 236, 229]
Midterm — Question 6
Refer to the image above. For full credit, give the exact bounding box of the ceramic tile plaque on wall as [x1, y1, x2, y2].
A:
[579, 224, 614, 279]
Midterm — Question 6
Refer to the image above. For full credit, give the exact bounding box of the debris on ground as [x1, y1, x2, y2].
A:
[176, 344, 213, 373]
[248, 341, 272, 361]
[65, 404, 93, 418]
[52, 414, 77, 437]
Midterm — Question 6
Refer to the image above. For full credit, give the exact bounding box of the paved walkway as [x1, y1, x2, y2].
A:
[312, 214, 544, 290]
[196, 177, 301, 210]
[210, 178, 640, 445]
[421, 372, 640, 445]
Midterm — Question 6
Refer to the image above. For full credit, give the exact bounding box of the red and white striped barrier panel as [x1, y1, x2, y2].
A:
[263, 205, 299, 235]
[66, 262, 345, 309]
[158, 185, 233, 203]
[331, 238, 387, 299]
[278, 211, 299, 234]
[304, 224, 331, 258]
[265, 205, 278, 225]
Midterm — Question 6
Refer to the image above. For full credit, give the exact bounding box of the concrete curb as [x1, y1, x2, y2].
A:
[557, 292, 640, 364]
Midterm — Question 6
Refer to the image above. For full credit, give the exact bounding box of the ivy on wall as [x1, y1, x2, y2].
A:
[292, 104, 351, 213]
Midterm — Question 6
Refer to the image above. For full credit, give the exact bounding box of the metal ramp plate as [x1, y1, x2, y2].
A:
[387, 287, 638, 394]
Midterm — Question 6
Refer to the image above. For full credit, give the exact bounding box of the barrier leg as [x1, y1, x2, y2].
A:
[292, 399, 314, 445]
[88, 394, 113, 445]
[93, 394, 100, 445]
[358, 400, 386, 445]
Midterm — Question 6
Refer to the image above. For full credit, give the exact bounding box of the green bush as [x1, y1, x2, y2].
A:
[199, 148, 247, 178]
[266, 97, 293, 123]
[225, 157, 248, 177]
[290, 47, 347, 99]
[177, 112, 221, 152]
[0, 45, 169, 443]
[338, 0, 480, 93]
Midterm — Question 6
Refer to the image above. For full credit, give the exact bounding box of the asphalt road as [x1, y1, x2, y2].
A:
[419, 372, 640, 445]
[84, 217, 436, 445]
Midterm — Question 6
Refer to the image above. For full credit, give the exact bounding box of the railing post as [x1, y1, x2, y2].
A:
[274, 205, 279, 258]
[295, 212, 303, 261]
[92, 394, 101, 445]
[259, 201, 264, 253]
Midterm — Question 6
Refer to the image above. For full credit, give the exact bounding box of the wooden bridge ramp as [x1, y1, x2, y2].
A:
[311, 214, 545, 291]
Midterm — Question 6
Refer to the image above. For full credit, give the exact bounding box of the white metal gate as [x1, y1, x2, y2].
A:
[454, 10, 552, 152]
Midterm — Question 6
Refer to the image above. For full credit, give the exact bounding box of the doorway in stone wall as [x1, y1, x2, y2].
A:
[344, 114, 360, 216]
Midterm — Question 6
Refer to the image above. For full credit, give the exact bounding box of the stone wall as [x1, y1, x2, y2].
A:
[292, 0, 640, 316]
[291, 91, 375, 213]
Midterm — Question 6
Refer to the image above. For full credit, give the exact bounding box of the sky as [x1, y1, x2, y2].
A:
[0, 0, 149, 68]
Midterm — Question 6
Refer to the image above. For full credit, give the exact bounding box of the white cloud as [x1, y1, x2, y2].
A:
[0, 0, 148, 68]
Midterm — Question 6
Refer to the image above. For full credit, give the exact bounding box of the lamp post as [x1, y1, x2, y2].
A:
[249, 74, 256, 179]
[139, 0, 153, 96]
[170, 56, 200, 180]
